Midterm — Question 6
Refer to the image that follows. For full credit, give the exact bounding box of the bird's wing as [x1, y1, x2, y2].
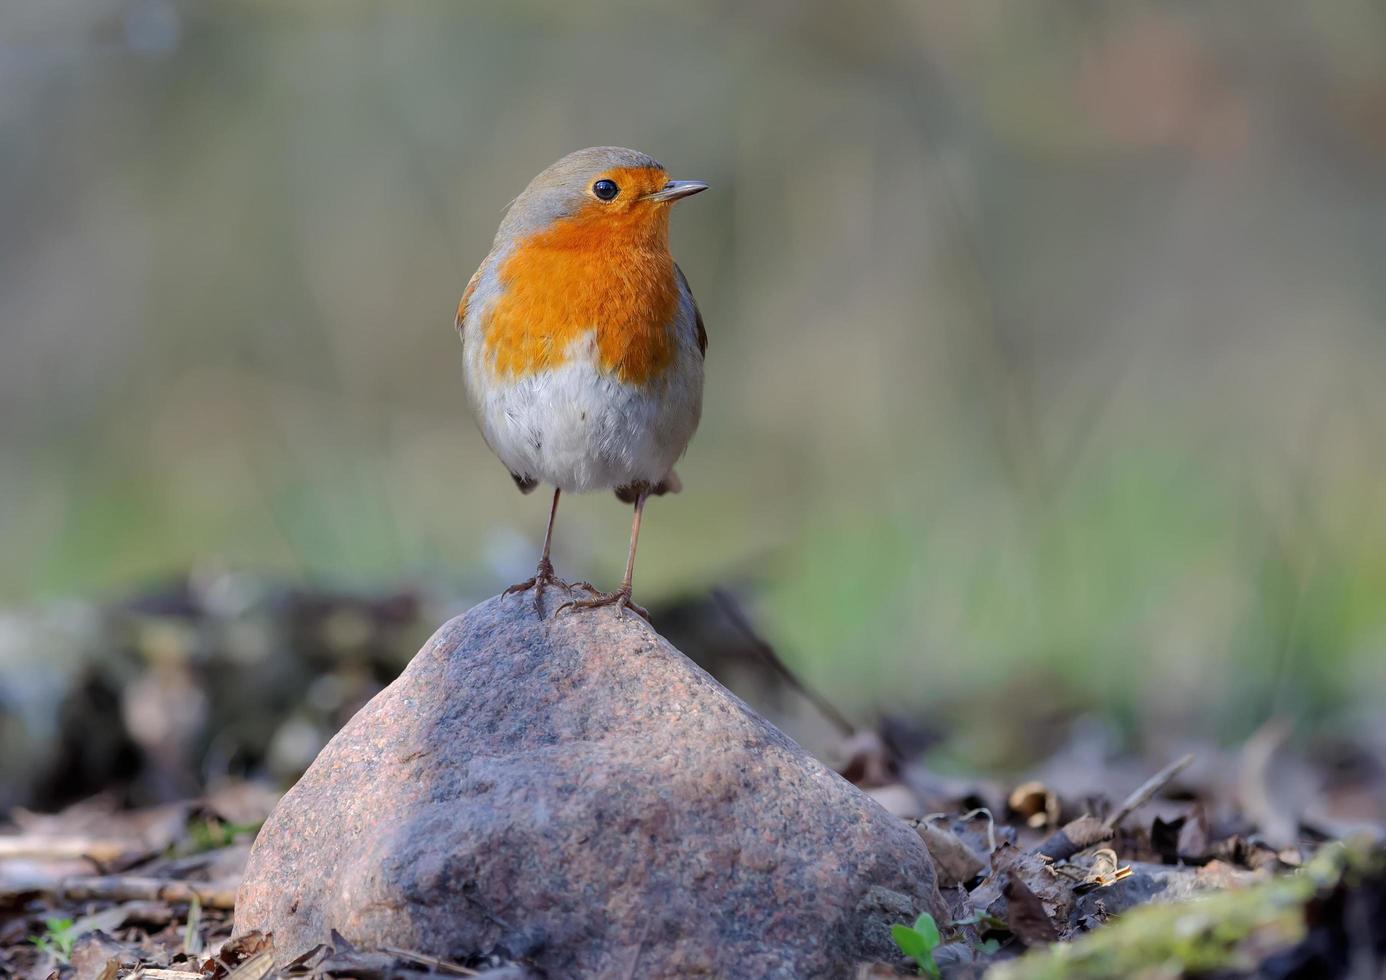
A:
[675, 264, 706, 359]
[454, 267, 482, 350]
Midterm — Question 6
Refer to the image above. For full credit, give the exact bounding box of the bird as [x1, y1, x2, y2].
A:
[455, 147, 708, 619]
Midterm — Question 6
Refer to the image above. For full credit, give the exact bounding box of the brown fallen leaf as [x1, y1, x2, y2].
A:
[914, 820, 986, 887]
[1036, 814, 1113, 862]
[1177, 804, 1211, 863]
[1002, 873, 1061, 946]
[1087, 848, 1124, 880]
[211, 930, 272, 973]
[969, 841, 1074, 928]
[839, 730, 898, 788]
[1072, 848, 1135, 898]
[1210, 834, 1288, 871]
[69, 930, 140, 980]
[1009, 781, 1061, 830]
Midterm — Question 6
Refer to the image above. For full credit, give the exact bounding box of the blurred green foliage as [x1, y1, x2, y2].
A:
[3, 0, 1385, 747]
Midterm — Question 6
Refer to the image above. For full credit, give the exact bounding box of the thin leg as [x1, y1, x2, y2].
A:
[619, 491, 646, 594]
[558, 490, 650, 621]
[504, 488, 583, 615]
[539, 486, 561, 565]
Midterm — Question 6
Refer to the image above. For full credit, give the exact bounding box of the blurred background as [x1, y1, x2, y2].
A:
[3, 1, 1386, 808]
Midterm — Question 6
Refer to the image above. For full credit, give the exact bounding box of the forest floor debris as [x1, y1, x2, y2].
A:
[837, 716, 1384, 977]
[2, 577, 1384, 977]
[4, 749, 1381, 979]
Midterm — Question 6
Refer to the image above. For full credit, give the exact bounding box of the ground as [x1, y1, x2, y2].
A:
[1, 579, 1383, 978]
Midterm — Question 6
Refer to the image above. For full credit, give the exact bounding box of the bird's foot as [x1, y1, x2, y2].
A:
[556, 584, 649, 622]
[504, 558, 583, 616]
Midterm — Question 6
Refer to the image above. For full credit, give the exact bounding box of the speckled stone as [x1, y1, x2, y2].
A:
[234, 594, 944, 978]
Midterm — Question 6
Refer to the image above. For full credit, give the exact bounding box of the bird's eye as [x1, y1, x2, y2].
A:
[592, 179, 619, 201]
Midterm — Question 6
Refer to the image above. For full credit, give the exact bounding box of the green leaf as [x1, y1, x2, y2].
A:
[913, 913, 941, 948]
[891, 924, 929, 963]
[29, 919, 77, 963]
[891, 921, 941, 979]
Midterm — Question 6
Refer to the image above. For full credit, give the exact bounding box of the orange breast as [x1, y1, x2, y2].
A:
[481, 190, 680, 386]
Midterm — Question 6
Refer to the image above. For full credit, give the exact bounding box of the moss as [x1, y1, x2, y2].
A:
[988, 840, 1383, 980]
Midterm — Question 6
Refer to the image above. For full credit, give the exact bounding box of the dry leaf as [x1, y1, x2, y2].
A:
[1002, 873, 1061, 946]
[1009, 782, 1061, 830]
[915, 821, 986, 887]
[1036, 814, 1113, 862]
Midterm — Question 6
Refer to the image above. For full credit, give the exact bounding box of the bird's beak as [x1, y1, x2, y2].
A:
[643, 180, 709, 203]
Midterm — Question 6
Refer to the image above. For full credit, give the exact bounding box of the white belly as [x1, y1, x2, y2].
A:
[463, 330, 702, 494]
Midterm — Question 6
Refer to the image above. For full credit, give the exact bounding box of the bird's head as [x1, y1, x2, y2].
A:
[497, 146, 707, 248]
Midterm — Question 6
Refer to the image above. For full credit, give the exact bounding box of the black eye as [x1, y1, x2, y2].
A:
[592, 179, 619, 201]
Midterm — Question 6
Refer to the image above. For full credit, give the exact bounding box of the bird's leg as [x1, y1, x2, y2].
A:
[558, 490, 650, 621]
[504, 487, 580, 614]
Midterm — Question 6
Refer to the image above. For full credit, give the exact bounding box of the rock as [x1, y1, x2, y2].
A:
[235, 594, 944, 978]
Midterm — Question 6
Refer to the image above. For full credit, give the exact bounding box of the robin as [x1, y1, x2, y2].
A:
[456, 147, 708, 619]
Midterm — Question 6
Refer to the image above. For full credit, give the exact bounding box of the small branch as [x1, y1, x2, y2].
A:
[0, 836, 133, 864]
[223, 952, 275, 980]
[711, 589, 856, 737]
[1102, 754, 1196, 833]
[56, 875, 237, 909]
[379, 946, 480, 977]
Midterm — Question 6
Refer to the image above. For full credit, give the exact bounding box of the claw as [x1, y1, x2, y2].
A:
[556, 585, 650, 622]
[504, 558, 575, 616]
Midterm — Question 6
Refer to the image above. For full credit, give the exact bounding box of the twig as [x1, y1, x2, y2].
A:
[56, 875, 237, 909]
[711, 589, 856, 736]
[1102, 753, 1195, 832]
[380, 945, 479, 977]
[0, 836, 133, 863]
[1238, 718, 1298, 847]
[183, 894, 203, 957]
[955, 807, 998, 854]
[224, 952, 276, 980]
